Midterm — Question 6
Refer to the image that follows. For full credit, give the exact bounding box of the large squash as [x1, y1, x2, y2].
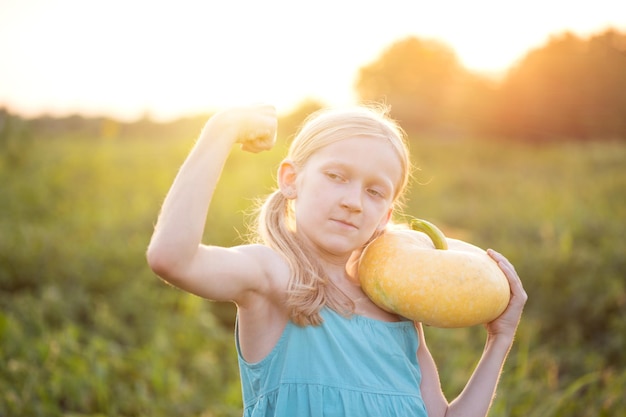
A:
[358, 219, 510, 328]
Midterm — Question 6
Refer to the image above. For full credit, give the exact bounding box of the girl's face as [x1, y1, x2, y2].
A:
[284, 136, 403, 260]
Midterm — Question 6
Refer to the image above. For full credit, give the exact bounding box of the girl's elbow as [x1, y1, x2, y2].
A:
[146, 243, 179, 281]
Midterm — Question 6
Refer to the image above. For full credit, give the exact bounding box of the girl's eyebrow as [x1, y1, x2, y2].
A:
[318, 159, 351, 172]
[321, 159, 395, 191]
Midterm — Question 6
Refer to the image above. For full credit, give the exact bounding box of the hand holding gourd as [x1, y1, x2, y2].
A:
[484, 248, 528, 338]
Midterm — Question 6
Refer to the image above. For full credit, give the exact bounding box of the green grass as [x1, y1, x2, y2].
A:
[1, 127, 624, 416]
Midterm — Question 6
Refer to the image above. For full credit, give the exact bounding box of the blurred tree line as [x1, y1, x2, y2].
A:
[2, 28, 625, 143]
[357, 28, 626, 140]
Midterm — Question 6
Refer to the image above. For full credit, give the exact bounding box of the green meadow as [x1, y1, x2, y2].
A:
[1, 123, 625, 416]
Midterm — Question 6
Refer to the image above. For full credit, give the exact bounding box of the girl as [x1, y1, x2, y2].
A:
[147, 104, 527, 416]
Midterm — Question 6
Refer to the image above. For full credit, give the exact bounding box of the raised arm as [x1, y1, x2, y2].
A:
[418, 249, 528, 417]
[146, 105, 279, 303]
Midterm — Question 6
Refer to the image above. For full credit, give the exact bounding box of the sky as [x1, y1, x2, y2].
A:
[1, 0, 624, 121]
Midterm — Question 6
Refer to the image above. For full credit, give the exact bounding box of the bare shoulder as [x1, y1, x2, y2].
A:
[159, 242, 290, 306]
[233, 245, 292, 362]
[229, 243, 291, 302]
[183, 243, 292, 362]
[214, 244, 291, 309]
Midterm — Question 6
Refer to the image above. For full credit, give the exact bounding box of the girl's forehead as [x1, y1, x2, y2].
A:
[312, 135, 400, 161]
[307, 136, 403, 181]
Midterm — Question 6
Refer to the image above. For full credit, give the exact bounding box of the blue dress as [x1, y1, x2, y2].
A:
[236, 308, 428, 416]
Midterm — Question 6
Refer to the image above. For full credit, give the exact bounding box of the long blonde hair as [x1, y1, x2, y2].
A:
[254, 104, 411, 326]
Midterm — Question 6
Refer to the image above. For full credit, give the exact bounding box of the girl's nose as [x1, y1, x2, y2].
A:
[341, 185, 363, 212]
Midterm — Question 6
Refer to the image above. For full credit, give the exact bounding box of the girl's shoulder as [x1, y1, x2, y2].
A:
[238, 243, 290, 272]
[235, 244, 292, 362]
[236, 243, 291, 296]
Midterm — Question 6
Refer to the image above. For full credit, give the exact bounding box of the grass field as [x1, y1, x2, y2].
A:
[1, 124, 624, 416]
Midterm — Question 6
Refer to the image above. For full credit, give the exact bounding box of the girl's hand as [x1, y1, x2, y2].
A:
[485, 249, 528, 339]
[346, 229, 386, 284]
[203, 104, 278, 153]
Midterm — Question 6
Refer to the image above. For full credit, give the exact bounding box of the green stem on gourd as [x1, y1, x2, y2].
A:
[410, 218, 449, 250]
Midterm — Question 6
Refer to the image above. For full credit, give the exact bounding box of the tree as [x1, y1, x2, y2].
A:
[495, 29, 626, 140]
[355, 37, 464, 132]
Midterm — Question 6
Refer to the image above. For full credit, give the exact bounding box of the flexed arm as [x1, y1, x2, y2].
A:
[146, 105, 278, 301]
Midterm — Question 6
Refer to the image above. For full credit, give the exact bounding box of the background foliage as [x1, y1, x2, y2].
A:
[357, 29, 626, 140]
[1, 28, 625, 416]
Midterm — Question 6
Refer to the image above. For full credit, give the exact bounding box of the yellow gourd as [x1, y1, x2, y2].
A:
[358, 218, 510, 327]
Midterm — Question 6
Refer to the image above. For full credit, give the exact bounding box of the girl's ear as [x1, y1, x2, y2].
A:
[278, 159, 298, 199]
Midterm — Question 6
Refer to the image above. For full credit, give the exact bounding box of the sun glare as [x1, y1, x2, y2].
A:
[0, 0, 624, 120]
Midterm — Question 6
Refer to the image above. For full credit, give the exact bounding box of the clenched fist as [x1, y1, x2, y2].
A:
[203, 104, 278, 153]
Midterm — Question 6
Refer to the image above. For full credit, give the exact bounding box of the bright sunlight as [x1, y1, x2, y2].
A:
[0, 0, 624, 121]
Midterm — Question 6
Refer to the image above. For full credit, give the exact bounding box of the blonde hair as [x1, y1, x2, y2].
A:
[254, 104, 411, 326]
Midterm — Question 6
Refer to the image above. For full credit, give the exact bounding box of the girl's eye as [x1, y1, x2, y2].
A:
[367, 188, 385, 198]
[326, 172, 345, 182]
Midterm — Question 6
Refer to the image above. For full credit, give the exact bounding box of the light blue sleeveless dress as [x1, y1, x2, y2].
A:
[236, 308, 428, 416]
